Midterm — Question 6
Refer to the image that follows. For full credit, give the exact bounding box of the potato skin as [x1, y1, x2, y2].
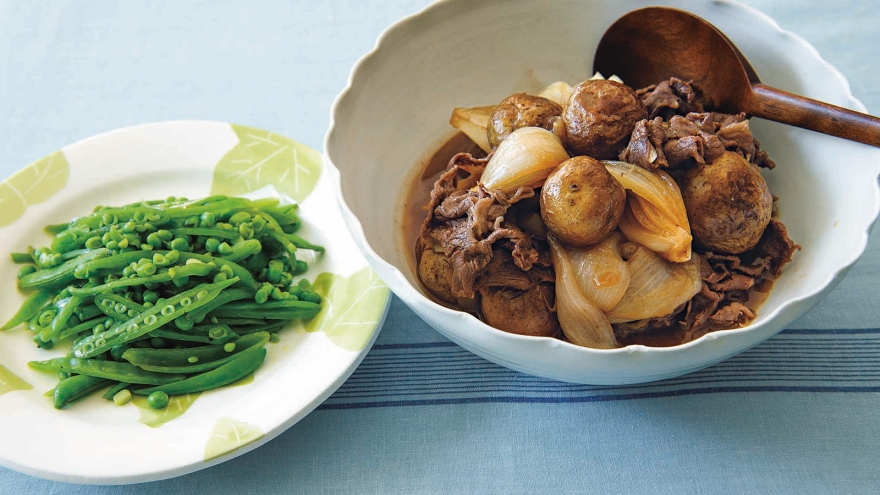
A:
[563, 80, 647, 159]
[540, 156, 625, 247]
[480, 284, 559, 337]
[682, 151, 773, 254]
[487, 93, 563, 149]
[418, 249, 457, 304]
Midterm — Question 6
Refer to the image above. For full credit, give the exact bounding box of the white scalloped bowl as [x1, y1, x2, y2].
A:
[325, 0, 880, 384]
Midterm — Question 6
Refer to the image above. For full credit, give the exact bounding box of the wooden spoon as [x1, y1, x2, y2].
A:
[593, 7, 880, 147]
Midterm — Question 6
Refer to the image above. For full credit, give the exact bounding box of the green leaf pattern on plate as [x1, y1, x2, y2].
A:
[0, 151, 69, 227]
[203, 418, 264, 461]
[0, 364, 32, 397]
[211, 124, 322, 203]
[133, 392, 202, 428]
[304, 268, 389, 351]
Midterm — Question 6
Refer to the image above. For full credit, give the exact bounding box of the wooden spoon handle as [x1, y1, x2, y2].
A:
[748, 83, 880, 147]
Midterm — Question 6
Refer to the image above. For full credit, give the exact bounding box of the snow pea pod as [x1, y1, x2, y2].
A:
[94, 293, 146, 321]
[286, 233, 325, 252]
[148, 324, 237, 345]
[178, 253, 256, 289]
[72, 277, 239, 358]
[184, 288, 254, 324]
[209, 300, 320, 320]
[221, 239, 262, 263]
[70, 206, 172, 230]
[74, 250, 154, 279]
[17, 248, 109, 291]
[123, 331, 269, 373]
[53, 375, 110, 409]
[168, 228, 241, 241]
[134, 347, 267, 396]
[1, 290, 54, 330]
[40, 292, 88, 342]
[165, 198, 252, 218]
[68, 263, 217, 297]
[30, 357, 186, 385]
[57, 317, 106, 341]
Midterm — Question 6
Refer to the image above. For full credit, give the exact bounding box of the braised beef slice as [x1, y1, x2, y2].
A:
[419, 152, 542, 298]
[637, 77, 706, 120]
[743, 218, 799, 278]
[621, 79, 776, 170]
[474, 249, 554, 292]
[614, 217, 798, 345]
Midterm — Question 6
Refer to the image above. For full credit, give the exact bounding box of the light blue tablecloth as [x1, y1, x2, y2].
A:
[2, 1, 879, 493]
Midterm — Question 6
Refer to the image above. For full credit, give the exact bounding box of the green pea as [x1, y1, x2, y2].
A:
[136, 263, 157, 277]
[255, 289, 269, 304]
[85, 236, 104, 249]
[146, 233, 163, 248]
[205, 238, 220, 253]
[229, 212, 251, 225]
[147, 391, 169, 409]
[200, 212, 216, 227]
[170, 237, 190, 252]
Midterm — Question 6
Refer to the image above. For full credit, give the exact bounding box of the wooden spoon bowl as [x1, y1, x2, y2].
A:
[593, 7, 880, 147]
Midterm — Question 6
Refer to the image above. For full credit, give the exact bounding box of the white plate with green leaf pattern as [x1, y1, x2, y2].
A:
[0, 121, 390, 484]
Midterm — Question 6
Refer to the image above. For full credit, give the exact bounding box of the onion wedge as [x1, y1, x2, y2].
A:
[603, 160, 692, 262]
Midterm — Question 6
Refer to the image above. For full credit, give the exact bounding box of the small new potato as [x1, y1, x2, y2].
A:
[418, 249, 457, 304]
[480, 284, 559, 337]
[564, 79, 647, 159]
[682, 151, 773, 254]
[487, 93, 563, 149]
[540, 156, 625, 247]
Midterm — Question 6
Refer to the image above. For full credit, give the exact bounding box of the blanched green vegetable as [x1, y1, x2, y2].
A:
[7, 195, 324, 409]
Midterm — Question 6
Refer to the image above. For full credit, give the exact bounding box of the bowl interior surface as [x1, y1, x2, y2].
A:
[326, 0, 880, 384]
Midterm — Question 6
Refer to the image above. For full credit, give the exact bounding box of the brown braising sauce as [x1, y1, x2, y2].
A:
[401, 132, 485, 285]
[402, 133, 775, 348]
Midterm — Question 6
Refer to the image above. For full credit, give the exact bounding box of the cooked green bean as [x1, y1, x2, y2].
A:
[169, 228, 240, 240]
[69, 263, 217, 297]
[30, 357, 186, 385]
[54, 375, 110, 409]
[149, 324, 237, 345]
[40, 293, 87, 342]
[102, 381, 131, 401]
[134, 348, 267, 396]
[17, 248, 109, 291]
[1, 290, 54, 330]
[123, 331, 269, 373]
[57, 317, 106, 341]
